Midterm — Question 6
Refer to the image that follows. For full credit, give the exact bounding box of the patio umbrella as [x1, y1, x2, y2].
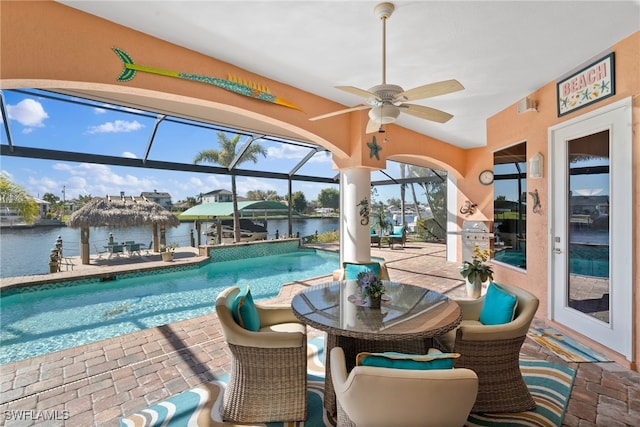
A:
[66, 195, 180, 264]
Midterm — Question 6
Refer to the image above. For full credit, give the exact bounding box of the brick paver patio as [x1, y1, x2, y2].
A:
[1, 241, 638, 426]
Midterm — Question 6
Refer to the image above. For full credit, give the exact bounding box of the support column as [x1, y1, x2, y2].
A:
[446, 173, 458, 262]
[340, 167, 371, 264]
[81, 227, 90, 265]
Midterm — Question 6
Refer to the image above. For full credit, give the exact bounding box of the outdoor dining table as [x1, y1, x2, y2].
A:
[291, 280, 462, 416]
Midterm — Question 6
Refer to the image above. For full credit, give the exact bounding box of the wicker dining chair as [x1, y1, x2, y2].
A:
[215, 286, 308, 423]
[435, 282, 540, 413]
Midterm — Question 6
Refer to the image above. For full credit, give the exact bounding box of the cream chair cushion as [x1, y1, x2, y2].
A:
[330, 347, 477, 427]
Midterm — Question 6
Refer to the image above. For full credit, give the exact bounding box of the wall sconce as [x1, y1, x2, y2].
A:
[517, 97, 538, 114]
[529, 152, 544, 178]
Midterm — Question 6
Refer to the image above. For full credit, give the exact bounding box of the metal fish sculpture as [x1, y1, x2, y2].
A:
[113, 47, 301, 111]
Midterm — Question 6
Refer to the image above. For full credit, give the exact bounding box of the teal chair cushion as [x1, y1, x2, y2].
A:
[231, 288, 261, 331]
[479, 283, 518, 325]
[356, 351, 460, 370]
[344, 262, 381, 280]
[391, 225, 404, 236]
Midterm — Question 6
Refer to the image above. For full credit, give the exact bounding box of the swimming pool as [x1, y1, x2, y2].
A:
[0, 243, 339, 364]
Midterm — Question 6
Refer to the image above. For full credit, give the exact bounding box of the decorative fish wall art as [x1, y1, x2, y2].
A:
[113, 47, 301, 111]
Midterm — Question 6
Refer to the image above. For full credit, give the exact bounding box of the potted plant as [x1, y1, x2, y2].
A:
[460, 244, 493, 298]
[357, 270, 386, 308]
[160, 242, 178, 262]
[372, 205, 391, 237]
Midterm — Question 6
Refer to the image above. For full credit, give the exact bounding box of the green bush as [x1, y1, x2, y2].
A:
[304, 230, 339, 243]
[416, 217, 446, 242]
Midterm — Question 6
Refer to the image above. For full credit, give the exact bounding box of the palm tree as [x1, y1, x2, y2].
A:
[0, 175, 39, 224]
[407, 166, 447, 241]
[193, 132, 267, 242]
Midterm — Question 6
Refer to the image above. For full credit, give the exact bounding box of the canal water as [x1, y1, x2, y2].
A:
[0, 217, 339, 278]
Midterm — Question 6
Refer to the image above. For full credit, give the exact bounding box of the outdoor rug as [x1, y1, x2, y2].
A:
[528, 326, 611, 362]
[121, 336, 575, 427]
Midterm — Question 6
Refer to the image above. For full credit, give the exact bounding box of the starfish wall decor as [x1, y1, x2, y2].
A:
[367, 136, 382, 160]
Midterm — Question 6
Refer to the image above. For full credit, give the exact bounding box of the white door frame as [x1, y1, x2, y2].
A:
[548, 97, 633, 359]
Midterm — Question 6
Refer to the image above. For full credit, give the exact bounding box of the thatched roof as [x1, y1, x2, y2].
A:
[66, 195, 180, 228]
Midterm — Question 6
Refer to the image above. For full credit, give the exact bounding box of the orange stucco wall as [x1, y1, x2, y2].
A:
[483, 32, 639, 369]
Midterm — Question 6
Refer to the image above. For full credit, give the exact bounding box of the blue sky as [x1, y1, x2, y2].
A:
[0, 89, 345, 203]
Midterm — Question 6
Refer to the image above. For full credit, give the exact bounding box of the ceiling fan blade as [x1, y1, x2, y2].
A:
[309, 104, 371, 121]
[401, 103, 454, 123]
[365, 119, 380, 134]
[396, 79, 464, 102]
[336, 86, 380, 99]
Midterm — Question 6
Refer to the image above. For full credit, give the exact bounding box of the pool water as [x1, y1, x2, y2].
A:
[494, 243, 609, 278]
[0, 246, 339, 364]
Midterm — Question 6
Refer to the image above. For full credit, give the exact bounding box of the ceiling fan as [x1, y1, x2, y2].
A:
[309, 2, 464, 134]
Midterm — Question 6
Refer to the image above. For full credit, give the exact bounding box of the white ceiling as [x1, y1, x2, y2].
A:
[57, 1, 639, 149]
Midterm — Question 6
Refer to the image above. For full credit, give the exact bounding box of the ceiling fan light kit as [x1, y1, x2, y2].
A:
[369, 104, 400, 124]
[309, 2, 464, 134]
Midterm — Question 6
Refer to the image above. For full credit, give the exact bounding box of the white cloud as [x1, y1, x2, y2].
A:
[42, 163, 158, 199]
[205, 175, 228, 188]
[93, 107, 107, 114]
[122, 151, 137, 159]
[267, 144, 309, 159]
[267, 144, 331, 164]
[86, 120, 144, 134]
[236, 177, 278, 196]
[27, 175, 60, 196]
[188, 177, 204, 187]
[6, 99, 49, 127]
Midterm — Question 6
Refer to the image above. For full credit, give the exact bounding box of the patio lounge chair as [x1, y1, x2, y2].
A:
[107, 244, 124, 258]
[370, 227, 381, 248]
[216, 286, 307, 423]
[389, 225, 406, 249]
[125, 242, 142, 257]
[330, 346, 478, 427]
[142, 241, 153, 255]
[93, 244, 107, 260]
[435, 282, 539, 413]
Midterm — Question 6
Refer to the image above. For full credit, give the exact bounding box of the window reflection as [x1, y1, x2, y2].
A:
[493, 142, 527, 269]
[567, 130, 610, 323]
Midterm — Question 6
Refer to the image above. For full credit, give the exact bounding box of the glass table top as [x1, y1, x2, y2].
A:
[291, 281, 461, 339]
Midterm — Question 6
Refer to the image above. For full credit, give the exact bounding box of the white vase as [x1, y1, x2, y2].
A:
[465, 277, 485, 299]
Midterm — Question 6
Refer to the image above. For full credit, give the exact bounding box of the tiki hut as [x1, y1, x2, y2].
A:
[66, 195, 180, 264]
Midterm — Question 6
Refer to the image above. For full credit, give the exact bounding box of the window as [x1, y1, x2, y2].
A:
[493, 142, 527, 269]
